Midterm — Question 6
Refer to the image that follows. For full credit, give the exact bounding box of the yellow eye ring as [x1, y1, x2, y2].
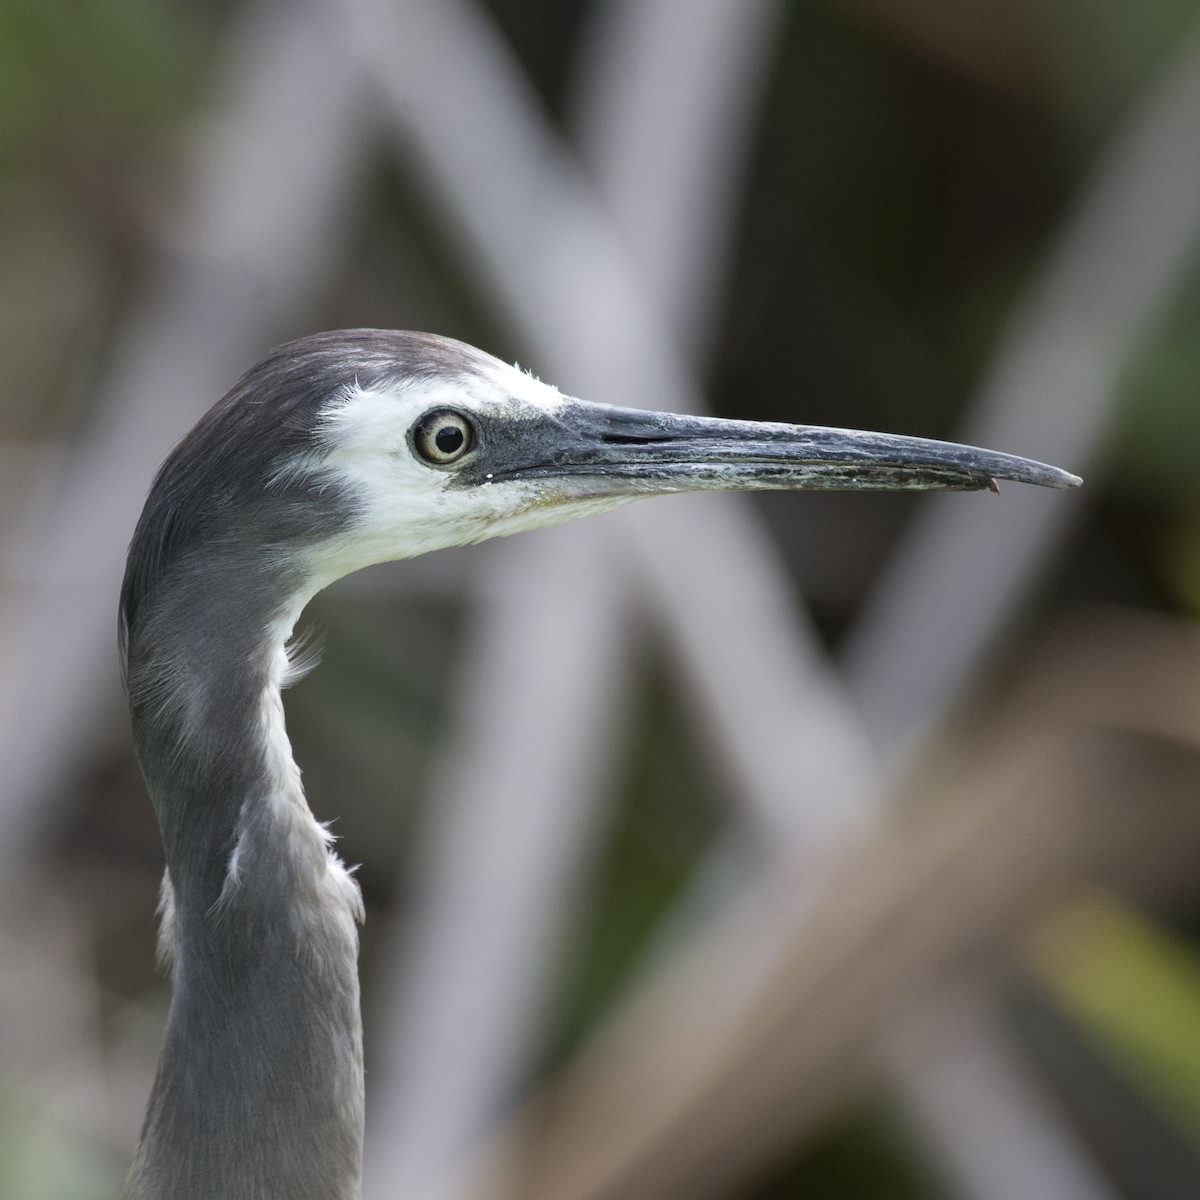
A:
[412, 409, 475, 465]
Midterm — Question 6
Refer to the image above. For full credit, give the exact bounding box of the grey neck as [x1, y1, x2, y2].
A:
[124, 562, 364, 1200]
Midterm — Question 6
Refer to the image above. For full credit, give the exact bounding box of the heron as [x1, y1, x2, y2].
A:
[119, 329, 1080, 1198]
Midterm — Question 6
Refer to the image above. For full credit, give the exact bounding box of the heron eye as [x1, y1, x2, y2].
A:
[412, 409, 475, 465]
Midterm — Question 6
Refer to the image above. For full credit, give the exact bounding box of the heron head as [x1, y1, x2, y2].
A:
[302, 335, 630, 584]
[303, 332, 1080, 592]
[122, 329, 1080, 650]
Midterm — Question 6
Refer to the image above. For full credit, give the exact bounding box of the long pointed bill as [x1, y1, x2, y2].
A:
[479, 401, 1081, 496]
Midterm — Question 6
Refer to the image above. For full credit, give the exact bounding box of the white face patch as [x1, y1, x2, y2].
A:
[300, 354, 631, 593]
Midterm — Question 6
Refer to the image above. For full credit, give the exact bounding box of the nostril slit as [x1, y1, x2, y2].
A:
[599, 432, 666, 445]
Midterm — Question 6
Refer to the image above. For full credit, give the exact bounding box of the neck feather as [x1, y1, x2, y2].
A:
[124, 577, 365, 1200]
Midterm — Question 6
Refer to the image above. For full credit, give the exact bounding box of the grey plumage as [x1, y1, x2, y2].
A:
[120, 331, 1079, 1198]
[122, 336, 392, 1198]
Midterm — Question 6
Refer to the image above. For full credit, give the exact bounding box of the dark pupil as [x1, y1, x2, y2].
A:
[435, 425, 464, 454]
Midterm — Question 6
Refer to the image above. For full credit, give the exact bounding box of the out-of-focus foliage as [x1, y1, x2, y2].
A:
[0, 1098, 115, 1200]
[1119, 261, 1200, 502]
[1028, 888, 1200, 1145]
[757, 1103, 948, 1200]
[547, 668, 725, 1060]
[1033, 0, 1200, 145]
[0, 0, 206, 445]
[0, 0, 200, 168]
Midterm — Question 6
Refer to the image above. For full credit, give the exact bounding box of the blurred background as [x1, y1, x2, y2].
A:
[3, 0, 1200, 1196]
